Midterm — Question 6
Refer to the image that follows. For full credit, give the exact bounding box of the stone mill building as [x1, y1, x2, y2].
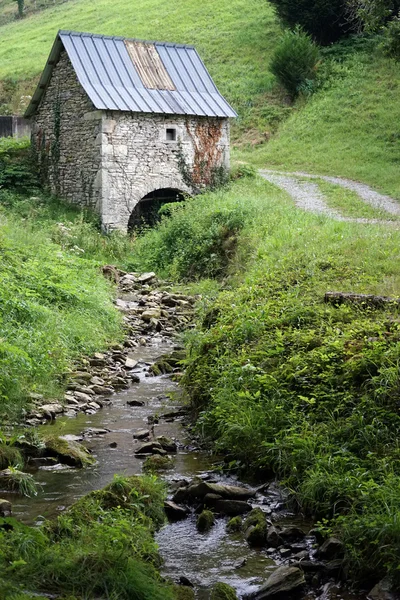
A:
[25, 30, 236, 231]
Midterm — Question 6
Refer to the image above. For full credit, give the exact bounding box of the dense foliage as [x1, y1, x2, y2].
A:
[0, 138, 38, 193]
[268, 0, 352, 44]
[0, 475, 175, 599]
[270, 27, 320, 98]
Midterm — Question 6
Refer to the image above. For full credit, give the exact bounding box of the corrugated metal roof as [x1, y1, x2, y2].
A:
[25, 30, 237, 118]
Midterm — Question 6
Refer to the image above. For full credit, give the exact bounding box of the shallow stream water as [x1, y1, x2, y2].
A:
[7, 339, 366, 600]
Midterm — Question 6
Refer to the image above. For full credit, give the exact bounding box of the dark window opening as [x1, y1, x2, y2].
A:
[128, 188, 185, 231]
[166, 128, 177, 141]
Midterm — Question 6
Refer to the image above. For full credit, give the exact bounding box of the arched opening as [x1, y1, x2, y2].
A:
[128, 188, 185, 230]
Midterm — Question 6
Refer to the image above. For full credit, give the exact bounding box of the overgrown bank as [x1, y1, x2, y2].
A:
[0, 475, 177, 599]
[128, 174, 400, 588]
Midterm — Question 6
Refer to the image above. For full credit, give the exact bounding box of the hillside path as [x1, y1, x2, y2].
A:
[259, 169, 400, 224]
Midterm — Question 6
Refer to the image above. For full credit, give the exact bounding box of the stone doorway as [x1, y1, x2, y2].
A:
[128, 188, 185, 230]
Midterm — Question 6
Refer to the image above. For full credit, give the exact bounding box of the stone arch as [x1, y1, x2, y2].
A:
[128, 187, 187, 231]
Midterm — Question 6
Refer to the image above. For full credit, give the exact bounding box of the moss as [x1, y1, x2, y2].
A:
[0, 443, 22, 469]
[43, 435, 95, 467]
[243, 508, 267, 546]
[143, 455, 174, 473]
[210, 582, 238, 600]
[173, 585, 196, 600]
[196, 509, 215, 533]
[226, 515, 242, 533]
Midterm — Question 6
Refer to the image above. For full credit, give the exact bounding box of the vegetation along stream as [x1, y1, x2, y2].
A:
[0, 272, 368, 600]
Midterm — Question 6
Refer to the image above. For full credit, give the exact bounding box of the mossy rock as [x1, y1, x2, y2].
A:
[210, 582, 238, 600]
[43, 436, 95, 467]
[173, 585, 195, 600]
[226, 515, 242, 533]
[143, 455, 174, 473]
[243, 508, 267, 546]
[196, 509, 215, 532]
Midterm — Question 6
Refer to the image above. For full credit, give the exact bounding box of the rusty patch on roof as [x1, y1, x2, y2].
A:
[125, 41, 176, 91]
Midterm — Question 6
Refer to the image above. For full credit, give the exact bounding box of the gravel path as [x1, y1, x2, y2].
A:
[259, 169, 400, 224]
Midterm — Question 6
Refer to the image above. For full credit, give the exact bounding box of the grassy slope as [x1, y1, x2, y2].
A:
[238, 46, 400, 197]
[0, 0, 281, 140]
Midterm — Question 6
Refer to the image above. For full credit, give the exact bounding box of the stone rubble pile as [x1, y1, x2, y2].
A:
[25, 271, 196, 426]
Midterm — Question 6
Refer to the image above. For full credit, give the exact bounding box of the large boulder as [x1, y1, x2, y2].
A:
[247, 566, 305, 599]
[215, 499, 252, 516]
[317, 537, 345, 560]
[164, 500, 190, 521]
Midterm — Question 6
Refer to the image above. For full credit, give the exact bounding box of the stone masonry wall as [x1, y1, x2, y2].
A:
[31, 50, 230, 231]
[100, 112, 230, 231]
[31, 50, 102, 210]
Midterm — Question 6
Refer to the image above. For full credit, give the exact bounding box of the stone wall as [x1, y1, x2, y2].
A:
[31, 50, 102, 210]
[31, 50, 231, 231]
[100, 112, 230, 230]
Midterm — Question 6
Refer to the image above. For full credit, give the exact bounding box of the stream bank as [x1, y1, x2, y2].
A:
[0, 272, 371, 600]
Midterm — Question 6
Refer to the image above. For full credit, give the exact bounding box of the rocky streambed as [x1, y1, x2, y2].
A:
[0, 272, 374, 600]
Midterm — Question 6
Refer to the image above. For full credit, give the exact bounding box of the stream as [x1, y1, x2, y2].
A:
[5, 322, 367, 599]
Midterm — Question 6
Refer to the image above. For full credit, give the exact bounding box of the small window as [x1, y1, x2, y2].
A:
[166, 128, 177, 141]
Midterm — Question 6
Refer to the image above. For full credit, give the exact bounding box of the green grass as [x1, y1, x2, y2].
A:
[0, 475, 176, 599]
[0, 0, 68, 27]
[0, 0, 282, 141]
[238, 43, 400, 197]
[308, 178, 400, 221]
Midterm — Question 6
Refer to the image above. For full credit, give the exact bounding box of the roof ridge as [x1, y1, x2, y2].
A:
[58, 30, 196, 49]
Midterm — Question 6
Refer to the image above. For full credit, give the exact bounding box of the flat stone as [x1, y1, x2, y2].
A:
[83, 427, 110, 436]
[187, 481, 255, 501]
[142, 308, 161, 321]
[39, 403, 64, 416]
[125, 357, 138, 369]
[214, 499, 252, 516]
[156, 435, 177, 452]
[138, 272, 156, 283]
[134, 441, 166, 455]
[248, 566, 305, 599]
[90, 376, 105, 386]
[73, 391, 93, 403]
[133, 429, 150, 439]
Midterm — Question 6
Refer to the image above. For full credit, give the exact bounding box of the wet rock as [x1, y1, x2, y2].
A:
[243, 508, 268, 546]
[368, 576, 400, 600]
[133, 429, 150, 440]
[179, 576, 194, 587]
[211, 582, 238, 600]
[156, 435, 177, 453]
[279, 548, 292, 558]
[142, 308, 161, 321]
[90, 375, 105, 385]
[109, 442, 118, 448]
[227, 515, 243, 533]
[247, 566, 305, 599]
[134, 441, 166, 456]
[317, 537, 345, 560]
[67, 384, 95, 396]
[73, 391, 93, 403]
[0, 499, 12, 517]
[204, 493, 223, 507]
[127, 399, 145, 407]
[44, 436, 95, 467]
[266, 526, 282, 548]
[215, 499, 252, 516]
[292, 550, 309, 560]
[172, 487, 189, 504]
[164, 500, 190, 521]
[308, 527, 325, 544]
[196, 509, 215, 533]
[125, 357, 138, 369]
[39, 403, 64, 418]
[290, 560, 325, 573]
[91, 385, 114, 395]
[280, 526, 305, 542]
[234, 558, 247, 569]
[187, 481, 255, 501]
[143, 455, 173, 472]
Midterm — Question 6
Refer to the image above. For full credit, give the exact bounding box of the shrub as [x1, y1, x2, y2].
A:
[380, 12, 400, 58]
[0, 138, 38, 194]
[270, 28, 320, 99]
[269, 0, 353, 44]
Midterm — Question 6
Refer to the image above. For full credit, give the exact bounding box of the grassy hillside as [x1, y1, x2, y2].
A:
[0, 0, 283, 139]
[0, 0, 68, 27]
[239, 41, 400, 197]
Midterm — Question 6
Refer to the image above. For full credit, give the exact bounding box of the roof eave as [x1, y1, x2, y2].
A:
[24, 32, 64, 118]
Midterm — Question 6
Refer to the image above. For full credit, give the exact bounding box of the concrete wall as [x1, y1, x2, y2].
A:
[31, 50, 230, 231]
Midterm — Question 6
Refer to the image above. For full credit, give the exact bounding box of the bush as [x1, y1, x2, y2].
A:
[0, 138, 38, 194]
[270, 28, 320, 99]
[380, 12, 400, 58]
[269, 0, 352, 44]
